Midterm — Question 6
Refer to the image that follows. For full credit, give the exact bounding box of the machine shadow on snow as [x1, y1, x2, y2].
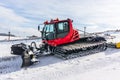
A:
[29, 54, 64, 68]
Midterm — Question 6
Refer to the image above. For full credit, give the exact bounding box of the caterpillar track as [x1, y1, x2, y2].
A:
[52, 37, 107, 59]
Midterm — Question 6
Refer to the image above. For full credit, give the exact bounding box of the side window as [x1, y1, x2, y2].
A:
[49, 24, 54, 32]
[57, 22, 69, 38]
[57, 22, 69, 33]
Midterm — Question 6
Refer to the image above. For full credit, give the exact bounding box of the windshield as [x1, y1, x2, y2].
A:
[42, 24, 54, 40]
[43, 24, 54, 32]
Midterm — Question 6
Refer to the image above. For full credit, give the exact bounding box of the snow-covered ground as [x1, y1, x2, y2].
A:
[0, 31, 120, 80]
[0, 36, 24, 41]
[1, 48, 120, 80]
[104, 31, 120, 43]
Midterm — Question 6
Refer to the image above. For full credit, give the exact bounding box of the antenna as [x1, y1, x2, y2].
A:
[8, 31, 10, 40]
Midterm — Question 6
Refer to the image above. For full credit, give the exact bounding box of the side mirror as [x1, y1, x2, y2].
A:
[38, 24, 43, 33]
[38, 25, 40, 31]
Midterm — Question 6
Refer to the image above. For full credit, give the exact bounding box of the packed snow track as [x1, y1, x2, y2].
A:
[0, 56, 22, 74]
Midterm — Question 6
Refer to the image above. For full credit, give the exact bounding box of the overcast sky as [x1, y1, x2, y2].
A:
[0, 0, 120, 36]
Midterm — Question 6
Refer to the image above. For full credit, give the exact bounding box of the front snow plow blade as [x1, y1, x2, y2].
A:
[11, 43, 27, 55]
[11, 43, 35, 67]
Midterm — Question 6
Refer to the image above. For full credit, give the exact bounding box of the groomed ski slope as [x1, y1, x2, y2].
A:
[1, 48, 120, 80]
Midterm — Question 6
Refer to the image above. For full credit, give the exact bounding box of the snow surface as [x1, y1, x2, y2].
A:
[1, 48, 120, 80]
[106, 32, 120, 43]
[0, 36, 24, 41]
[0, 31, 120, 80]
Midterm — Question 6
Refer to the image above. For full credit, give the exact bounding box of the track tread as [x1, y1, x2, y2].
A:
[53, 37, 107, 59]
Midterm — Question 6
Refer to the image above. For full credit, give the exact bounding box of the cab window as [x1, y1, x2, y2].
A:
[57, 22, 69, 33]
[57, 22, 69, 38]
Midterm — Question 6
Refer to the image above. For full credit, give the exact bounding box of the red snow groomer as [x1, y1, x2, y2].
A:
[11, 18, 107, 67]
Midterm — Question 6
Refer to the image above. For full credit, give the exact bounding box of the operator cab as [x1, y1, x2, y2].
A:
[39, 19, 69, 40]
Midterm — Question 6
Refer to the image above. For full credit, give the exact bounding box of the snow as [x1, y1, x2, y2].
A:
[64, 63, 120, 80]
[104, 31, 120, 43]
[0, 36, 24, 41]
[1, 48, 120, 80]
[0, 31, 120, 80]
